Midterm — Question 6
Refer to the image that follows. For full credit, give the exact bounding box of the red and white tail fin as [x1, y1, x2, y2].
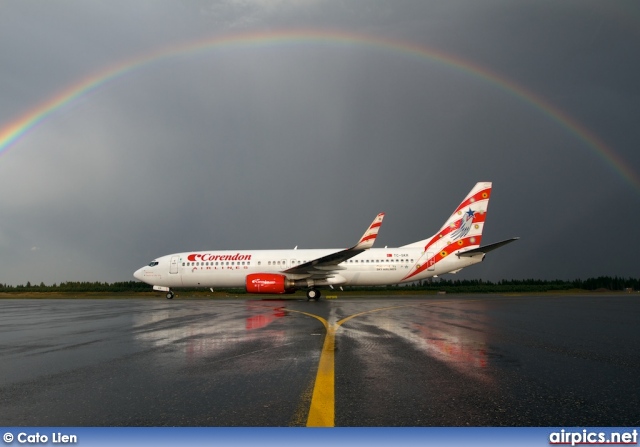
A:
[402, 182, 492, 252]
[354, 212, 385, 250]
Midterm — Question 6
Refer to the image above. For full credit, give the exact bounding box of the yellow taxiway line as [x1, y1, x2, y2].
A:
[288, 303, 430, 427]
[286, 310, 335, 426]
[290, 298, 498, 426]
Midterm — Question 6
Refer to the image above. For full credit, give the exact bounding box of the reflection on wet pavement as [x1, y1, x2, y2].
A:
[1, 295, 639, 426]
[131, 302, 291, 363]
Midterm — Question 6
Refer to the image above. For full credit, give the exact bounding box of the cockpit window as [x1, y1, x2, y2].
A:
[148, 261, 159, 267]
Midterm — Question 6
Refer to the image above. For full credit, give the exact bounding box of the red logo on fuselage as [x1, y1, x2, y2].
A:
[187, 253, 252, 262]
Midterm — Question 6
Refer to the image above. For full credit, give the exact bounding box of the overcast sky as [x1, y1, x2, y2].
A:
[0, 0, 638, 285]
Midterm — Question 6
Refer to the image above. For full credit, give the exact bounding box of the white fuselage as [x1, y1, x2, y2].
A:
[133, 247, 483, 290]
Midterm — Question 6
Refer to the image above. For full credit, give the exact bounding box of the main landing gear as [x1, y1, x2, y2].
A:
[166, 291, 174, 300]
[306, 288, 321, 301]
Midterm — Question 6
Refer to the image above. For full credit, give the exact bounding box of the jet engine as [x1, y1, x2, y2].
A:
[245, 274, 295, 294]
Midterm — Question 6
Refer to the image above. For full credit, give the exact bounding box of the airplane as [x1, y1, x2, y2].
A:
[133, 182, 518, 300]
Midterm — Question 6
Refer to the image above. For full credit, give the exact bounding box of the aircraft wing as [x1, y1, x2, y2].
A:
[283, 213, 385, 277]
[456, 237, 519, 257]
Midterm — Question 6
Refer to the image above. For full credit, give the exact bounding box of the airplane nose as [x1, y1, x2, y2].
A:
[133, 267, 144, 281]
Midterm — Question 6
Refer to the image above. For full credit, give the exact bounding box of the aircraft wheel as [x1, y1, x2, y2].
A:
[166, 291, 174, 300]
[306, 288, 320, 301]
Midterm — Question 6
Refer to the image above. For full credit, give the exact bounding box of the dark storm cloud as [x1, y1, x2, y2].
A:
[0, 0, 638, 285]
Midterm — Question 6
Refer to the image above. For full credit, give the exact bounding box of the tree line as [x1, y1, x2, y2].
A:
[0, 276, 638, 294]
[0, 281, 151, 293]
[347, 277, 640, 293]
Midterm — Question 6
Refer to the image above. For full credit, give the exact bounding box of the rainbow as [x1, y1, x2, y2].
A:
[1, 29, 638, 192]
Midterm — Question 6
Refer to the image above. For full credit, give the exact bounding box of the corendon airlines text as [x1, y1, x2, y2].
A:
[187, 253, 252, 262]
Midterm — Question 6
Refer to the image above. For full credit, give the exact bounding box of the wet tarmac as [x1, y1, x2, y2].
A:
[0, 294, 638, 426]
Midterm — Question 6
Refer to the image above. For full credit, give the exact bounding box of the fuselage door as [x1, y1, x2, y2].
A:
[169, 255, 180, 274]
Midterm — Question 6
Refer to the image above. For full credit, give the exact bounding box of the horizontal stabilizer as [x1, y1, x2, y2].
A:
[457, 237, 519, 257]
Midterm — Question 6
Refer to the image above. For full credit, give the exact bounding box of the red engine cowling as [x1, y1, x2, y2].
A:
[245, 274, 295, 294]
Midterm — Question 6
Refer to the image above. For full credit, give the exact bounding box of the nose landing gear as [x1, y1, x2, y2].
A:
[152, 286, 174, 300]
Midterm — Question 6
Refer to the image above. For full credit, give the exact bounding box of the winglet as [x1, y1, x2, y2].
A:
[354, 213, 385, 250]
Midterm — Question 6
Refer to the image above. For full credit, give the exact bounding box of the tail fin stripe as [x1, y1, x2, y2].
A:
[404, 235, 483, 280]
[451, 187, 492, 217]
[424, 213, 487, 252]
